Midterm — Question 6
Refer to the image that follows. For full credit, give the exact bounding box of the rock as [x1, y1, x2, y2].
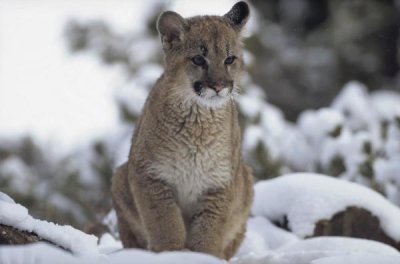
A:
[0, 224, 40, 245]
[313, 206, 400, 250]
[0, 224, 67, 252]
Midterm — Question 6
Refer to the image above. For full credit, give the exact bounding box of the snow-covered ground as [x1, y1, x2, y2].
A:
[2, 173, 400, 264]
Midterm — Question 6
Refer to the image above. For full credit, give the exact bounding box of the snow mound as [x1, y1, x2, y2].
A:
[312, 253, 400, 264]
[0, 192, 15, 203]
[236, 216, 299, 258]
[98, 233, 123, 254]
[277, 236, 399, 255]
[233, 236, 400, 264]
[252, 173, 400, 241]
[0, 243, 223, 264]
[0, 192, 98, 255]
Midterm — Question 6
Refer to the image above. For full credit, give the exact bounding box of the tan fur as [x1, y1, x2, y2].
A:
[111, 2, 253, 260]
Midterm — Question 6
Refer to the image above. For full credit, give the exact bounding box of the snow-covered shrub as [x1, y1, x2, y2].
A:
[241, 80, 400, 206]
[237, 80, 286, 179]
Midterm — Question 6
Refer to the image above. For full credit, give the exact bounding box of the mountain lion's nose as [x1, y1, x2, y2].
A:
[209, 81, 225, 93]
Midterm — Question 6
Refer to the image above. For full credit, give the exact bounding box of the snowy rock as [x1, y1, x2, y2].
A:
[313, 207, 400, 250]
[0, 192, 98, 255]
[252, 173, 400, 248]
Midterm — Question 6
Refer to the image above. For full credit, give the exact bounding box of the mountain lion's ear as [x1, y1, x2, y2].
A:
[224, 1, 249, 30]
[157, 11, 188, 50]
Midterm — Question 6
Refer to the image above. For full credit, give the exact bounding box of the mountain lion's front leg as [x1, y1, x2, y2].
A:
[129, 166, 186, 252]
[186, 188, 230, 258]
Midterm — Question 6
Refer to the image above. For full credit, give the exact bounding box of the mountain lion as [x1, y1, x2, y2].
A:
[111, 1, 253, 260]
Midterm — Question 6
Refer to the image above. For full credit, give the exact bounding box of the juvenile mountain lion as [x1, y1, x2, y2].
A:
[111, 1, 253, 260]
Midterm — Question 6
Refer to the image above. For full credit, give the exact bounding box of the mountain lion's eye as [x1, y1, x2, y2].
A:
[224, 56, 236, 65]
[192, 55, 206, 66]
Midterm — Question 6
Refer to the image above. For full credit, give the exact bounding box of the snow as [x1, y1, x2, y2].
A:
[0, 157, 32, 193]
[237, 93, 266, 119]
[0, 243, 79, 264]
[331, 81, 371, 130]
[243, 125, 264, 153]
[293, 108, 345, 171]
[370, 90, 400, 121]
[298, 108, 344, 145]
[312, 253, 400, 264]
[0, 193, 98, 255]
[2, 177, 400, 263]
[109, 249, 222, 264]
[0, 192, 14, 203]
[276, 236, 399, 255]
[0, 243, 223, 264]
[116, 64, 163, 116]
[319, 129, 370, 179]
[2, 235, 399, 264]
[233, 237, 400, 264]
[102, 209, 119, 238]
[280, 129, 315, 171]
[98, 233, 123, 254]
[252, 173, 400, 241]
[236, 216, 299, 257]
[375, 157, 400, 186]
[238, 90, 289, 163]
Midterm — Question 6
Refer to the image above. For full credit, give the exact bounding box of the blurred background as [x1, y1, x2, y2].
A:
[1, 0, 400, 230]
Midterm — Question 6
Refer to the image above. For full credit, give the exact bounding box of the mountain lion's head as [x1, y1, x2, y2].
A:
[157, 1, 249, 108]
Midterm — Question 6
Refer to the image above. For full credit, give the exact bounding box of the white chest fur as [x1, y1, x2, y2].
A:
[149, 141, 232, 215]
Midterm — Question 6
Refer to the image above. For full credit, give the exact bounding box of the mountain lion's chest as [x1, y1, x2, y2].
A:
[150, 131, 232, 216]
